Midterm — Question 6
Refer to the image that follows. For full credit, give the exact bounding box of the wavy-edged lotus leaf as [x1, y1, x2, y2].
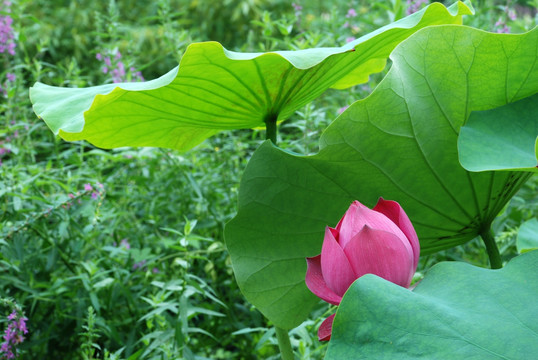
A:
[458, 94, 538, 172]
[29, 1, 473, 151]
[325, 250, 538, 359]
[224, 26, 538, 329]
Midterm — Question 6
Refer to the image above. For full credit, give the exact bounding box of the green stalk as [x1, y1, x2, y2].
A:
[265, 114, 277, 144]
[480, 228, 502, 269]
[275, 326, 294, 360]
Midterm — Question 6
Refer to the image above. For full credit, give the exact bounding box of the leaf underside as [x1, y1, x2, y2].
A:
[29, 1, 472, 151]
[326, 250, 538, 359]
[225, 26, 538, 329]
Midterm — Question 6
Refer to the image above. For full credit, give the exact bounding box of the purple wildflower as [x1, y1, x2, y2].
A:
[132, 259, 147, 270]
[83, 183, 93, 192]
[507, 9, 516, 21]
[496, 25, 510, 33]
[0, 1, 16, 56]
[120, 238, 130, 250]
[5, 73, 15, 82]
[406, 0, 429, 15]
[346, 9, 357, 18]
[112, 61, 126, 83]
[292, 2, 302, 18]
[91, 192, 99, 200]
[96, 48, 144, 83]
[494, 18, 510, 33]
[338, 105, 349, 114]
[15, 319, 26, 335]
[0, 309, 27, 359]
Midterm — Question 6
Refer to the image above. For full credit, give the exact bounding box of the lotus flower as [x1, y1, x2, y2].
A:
[305, 198, 420, 341]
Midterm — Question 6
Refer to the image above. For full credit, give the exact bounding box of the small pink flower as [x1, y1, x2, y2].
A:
[305, 199, 420, 341]
[84, 183, 93, 191]
[337, 106, 349, 114]
[7, 42, 15, 56]
[91, 192, 98, 200]
[120, 238, 130, 249]
[507, 9, 516, 21]
[345, 9, 357, 18]
[133, 259, 147, 270]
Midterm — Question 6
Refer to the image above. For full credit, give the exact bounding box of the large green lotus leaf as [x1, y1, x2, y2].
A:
[325, 250, 538, 359]
[224, 26, 538, 329]
[458, 94, 538, 172]
[29, 1, 472, 151]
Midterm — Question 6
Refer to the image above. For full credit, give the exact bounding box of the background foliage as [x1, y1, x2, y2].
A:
[1, 0, 537, 359]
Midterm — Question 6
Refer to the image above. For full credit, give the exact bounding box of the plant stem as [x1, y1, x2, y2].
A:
[480, 228, 502, 269]
[265, 114, 277, 144]
[275, 327, 294, 360]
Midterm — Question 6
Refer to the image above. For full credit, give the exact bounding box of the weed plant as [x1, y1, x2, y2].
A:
[0, 0, 536, 359]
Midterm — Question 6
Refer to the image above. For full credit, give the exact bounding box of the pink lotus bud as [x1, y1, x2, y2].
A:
[305, 198, 420, 341]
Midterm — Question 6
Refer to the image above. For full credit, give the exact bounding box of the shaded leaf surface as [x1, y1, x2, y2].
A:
[29, 2, 472, 151]
[517, 218, 538, 253]
[225, 27, 538, 329]
[458, 94, 538, 172]
[326, 250, 538, 359]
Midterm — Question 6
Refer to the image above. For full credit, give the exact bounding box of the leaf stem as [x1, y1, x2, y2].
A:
[275, 326, 294, 360]
[265, 113, 277, 144]
[480, 228, 502, 269]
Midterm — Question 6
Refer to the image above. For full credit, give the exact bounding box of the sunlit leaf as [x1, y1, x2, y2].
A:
[225, 26, 538, 329]
[29, 1, 472, 151]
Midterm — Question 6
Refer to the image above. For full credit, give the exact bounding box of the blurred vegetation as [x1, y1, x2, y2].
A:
[1, 0, 536, 358]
